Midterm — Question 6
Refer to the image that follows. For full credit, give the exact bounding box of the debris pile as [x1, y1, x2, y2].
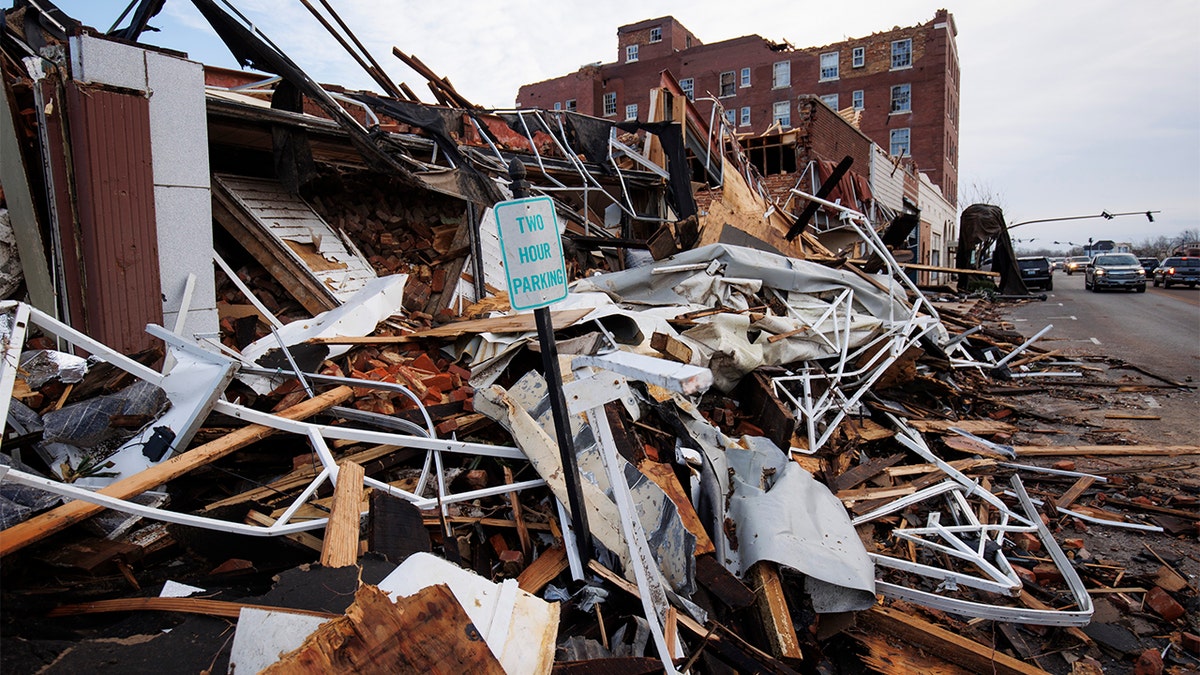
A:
[1, 3, 1196, 674]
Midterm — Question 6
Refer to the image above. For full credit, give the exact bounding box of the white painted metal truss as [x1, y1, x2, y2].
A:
[0, 301, 543, 540]
[851, 414, 1094, 626]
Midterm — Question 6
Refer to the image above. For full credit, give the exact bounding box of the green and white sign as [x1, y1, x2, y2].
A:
[494, 196, 568, 311]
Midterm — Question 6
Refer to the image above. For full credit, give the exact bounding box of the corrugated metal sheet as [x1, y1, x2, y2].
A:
[66, 83, 163, 355]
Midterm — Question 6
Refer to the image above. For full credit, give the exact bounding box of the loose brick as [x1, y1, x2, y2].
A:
[1145, 587, 1185, 621]
[1134, 648, 1163, 675]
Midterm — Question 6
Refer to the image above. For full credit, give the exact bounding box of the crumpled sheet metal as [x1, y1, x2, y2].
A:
[675, 397, 877, 613]
[475, 373, 697, 598]
[17, 350, 90, 389]
[571, 243, 909, 321]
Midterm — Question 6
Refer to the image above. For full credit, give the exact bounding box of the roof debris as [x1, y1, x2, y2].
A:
[1, 3, 1196, 674]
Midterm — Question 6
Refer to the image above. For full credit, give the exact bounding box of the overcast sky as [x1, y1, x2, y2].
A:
[49, 1, 1200, 252]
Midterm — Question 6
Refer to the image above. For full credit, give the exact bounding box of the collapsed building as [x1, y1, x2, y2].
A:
[1, 2, 1197, 674]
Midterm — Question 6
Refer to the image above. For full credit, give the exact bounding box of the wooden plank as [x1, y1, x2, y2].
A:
[837, 485, 916, 502]
[503, 466, 532, 561]
[0, 386, 355, 557]
[368, 491, 432, 563]
[885, 458, 995, 479]
[852, 631, 973, 675]
[246, 509, 324, 552]
[1103, 413, 1161, 420]
[309, 307, 595, 343]
[321, 460, 365, 568]
[637, 460, 715, 556]
[650, 331, 693, 364]
[861, 605, 1051, 675]
[1013, 445, 1200, 457]
[1055, 476, 1096, 510]
[47, 597, 339, 620]
[734, 371, 796, 451]
[747, 561, 803, 661]
[910, 419, 1017, 435]
[1015, 593, 1094, 646]
[263, 583, 505, 674]
[517, 546, 569, 594]
[695, 554, 756, 609]
[899, 262, 999, 277]
[831, 453, 905, 493]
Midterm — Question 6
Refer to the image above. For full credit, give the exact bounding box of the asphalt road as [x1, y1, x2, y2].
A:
[1002, 268, 1200, 383]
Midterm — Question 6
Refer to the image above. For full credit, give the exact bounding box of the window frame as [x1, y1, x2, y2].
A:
[553, 102, 562, 111]
[565, 99, 577, 112]
[680, 77, 695, 100]
[626, 44, 639, 63]
[889, 127, 911, 156]
[719, 70, 736, 98]
[602, 92, 617, 117]
[891, 38, 912, 70]
[739, 106, 750, 126]
[852, 89, 864, 110]
[625, 103, 639, 120]
[772, 60, 790, 88]
[890, 83, 911, 114]
[772, 100, 791, 128]
[740, 67, 751, 88]
[649, 26, 662, 43]
[819, 51, 839, 81]
[724, 108, 736, 126]
[820, 93, 839, 110]
[852, 46, 865, 68]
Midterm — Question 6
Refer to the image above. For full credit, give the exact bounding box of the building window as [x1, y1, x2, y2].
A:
[892, 38, 912, 69]
[626, 44, 639, 62]
[626, 103, 638, 120]
[890, 127, 910, 156]
[719, 71, 736, 97]
[852, 89, 864, 110]
[649, 26, 662, 43]
[890, 83, 911, 113]
[566, 99, 577, 112]
[724, 109, 736, 126]
[852, 46, 865, 68]
[819, 51, 839, 81]
[603, 92, 617, 117]
[773, 60, 790, 88]
[680, 77, 694, 100]
[740, 106, 750, 126]
[553, 102, 562, 111]
[740, 67, 751, 88]
[820, 93, 839, 110]
[773, 101, 791, 128]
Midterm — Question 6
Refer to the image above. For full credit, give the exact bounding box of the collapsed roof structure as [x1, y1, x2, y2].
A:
[1, 2, 1196, 673]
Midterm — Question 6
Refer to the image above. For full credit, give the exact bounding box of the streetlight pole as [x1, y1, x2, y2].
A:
[1008, 210, 1160, 230]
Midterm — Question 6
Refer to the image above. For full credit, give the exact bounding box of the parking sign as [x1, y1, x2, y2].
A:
[494, 196, 569, 311]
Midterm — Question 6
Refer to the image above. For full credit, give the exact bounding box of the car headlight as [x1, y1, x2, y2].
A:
[1137, 269, 1145, 275]
[1095, 269, 1106, 276]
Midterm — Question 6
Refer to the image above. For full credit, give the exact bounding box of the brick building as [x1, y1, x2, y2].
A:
[517, 10, 959, 206]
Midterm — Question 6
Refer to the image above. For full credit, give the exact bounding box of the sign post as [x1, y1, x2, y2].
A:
[497, 159, 592, 565]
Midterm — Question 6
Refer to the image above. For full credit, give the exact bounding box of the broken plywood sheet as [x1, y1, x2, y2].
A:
[212, 174, 377, 313]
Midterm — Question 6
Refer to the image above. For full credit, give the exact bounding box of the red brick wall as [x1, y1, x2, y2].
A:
[517, 11, 958, 207]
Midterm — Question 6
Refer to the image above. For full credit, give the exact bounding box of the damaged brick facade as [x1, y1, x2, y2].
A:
[517, 11, 959, 206]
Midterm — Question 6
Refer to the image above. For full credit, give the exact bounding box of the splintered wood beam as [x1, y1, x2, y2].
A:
[747, 561, 803, 661]
[637, 460, 715, 556]
[1014, 445, 1200, 457]
[517, 546, 569, 594]
[321, 461, 365, 568]
[503, 466, 532, 561]
[0, 386, 355, 558]
[861, 605, 1051, 675]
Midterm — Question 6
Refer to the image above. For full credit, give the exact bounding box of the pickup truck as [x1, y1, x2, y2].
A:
[1152, 256, 1200, 288]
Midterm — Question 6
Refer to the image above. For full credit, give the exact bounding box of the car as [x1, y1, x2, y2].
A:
[1138, 257, 1160, 274]
[1016, 256, 1053, 291]
[1152, 256, 1200, 288]
[1064, 256, 1091, 275]
[1085, 253, 1146, 292]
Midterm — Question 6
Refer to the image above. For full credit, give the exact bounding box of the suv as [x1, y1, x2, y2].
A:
[1064, 256, 1091, 275]
[1138, 257, 1160, 274]
[1152, 256, 1200, 288]
[1016, 256, 1053, 291]
[1085, 253, 1146, 292]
